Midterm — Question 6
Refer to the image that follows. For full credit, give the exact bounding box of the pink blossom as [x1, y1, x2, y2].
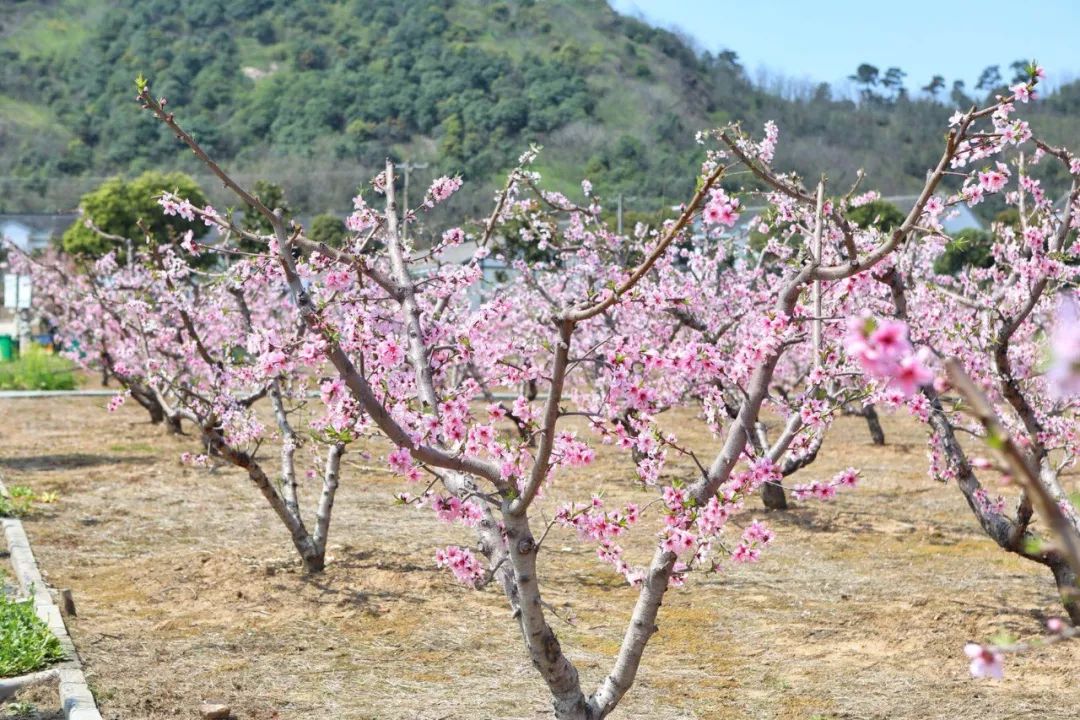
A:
[555, 432, 595, 467]
[388, 446, 413, 474]
[833, 468, 859, 487]
[978, 169, 1008, 193]
[435, 546, 485, 586]
[346, 206, 377, 232]
[427, 176, 463, 205]
[742, 520, 774, 545]
[180, 230, 199, 255]
[325, 269, 351, 291]
[973, 488, 1006, 515]
[662, 485, 689, 511]
[442, 227, 465, 247]
[889, 352, 934, 396]
[731, 542, 760, 563]
[1048, 293, 1080, 399]
[923, 196, 945, 216]
[962, 183, 985, 206]
[372, 171, 388, 194]
[375, 338, 405, 368]
[845, 316, 931, 397]
[257, 349, 289, 377]
[964, 643, 1004, 679]
[702, 189, 740, 228]
[432, 494, 463, 523]
[869, 320, 912, 356]
[660, 527, 696, 555]
[158, 192, 195, 221]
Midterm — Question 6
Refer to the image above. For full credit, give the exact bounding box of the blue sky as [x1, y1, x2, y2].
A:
[610, 0, 1080, 96]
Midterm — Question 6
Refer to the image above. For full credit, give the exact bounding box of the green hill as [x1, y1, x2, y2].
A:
[2, 0, 1079, 219]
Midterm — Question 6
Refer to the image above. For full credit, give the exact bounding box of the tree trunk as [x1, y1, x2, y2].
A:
[130, 387, 164, 424]
[863, 405, 885, 445]
[204, 428, 322, 572]
[299, 546, 326, 574]
[761, 481, 788, 510]
[501, 511, 590, 720]
[163, 413, 182, 435]
[1050, 560, 1080, 626]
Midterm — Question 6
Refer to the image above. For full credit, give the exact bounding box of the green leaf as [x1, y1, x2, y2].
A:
[1021, 536, 1044, 555]
[988, 629, 1018, 646]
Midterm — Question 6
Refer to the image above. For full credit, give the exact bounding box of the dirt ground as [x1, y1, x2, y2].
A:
[2, 395, 1078, 720]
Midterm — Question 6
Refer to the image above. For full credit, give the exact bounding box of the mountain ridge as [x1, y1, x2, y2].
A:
[2, 0, 1078, 217]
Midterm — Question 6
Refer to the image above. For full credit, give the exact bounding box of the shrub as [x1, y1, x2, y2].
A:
[846, 198, 905, 232]
[0, 347, 78, 391]
[0, 486, 40, 518]
[61, 171, 209, 259]
[933, 228, 994, 275]
[0, 594, 65, 678]
[308, 213, 347, 248]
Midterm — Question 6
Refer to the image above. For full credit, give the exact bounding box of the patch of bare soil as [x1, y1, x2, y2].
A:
[1, 397, 1077, 719]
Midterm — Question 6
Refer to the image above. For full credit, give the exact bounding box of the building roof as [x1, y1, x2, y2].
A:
[0, 214, 78, 251]
[887, 195, 983, 234]
[733, 194, 983, 238]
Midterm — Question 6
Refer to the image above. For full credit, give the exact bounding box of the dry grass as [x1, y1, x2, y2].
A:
[1, 396, 1077, 719]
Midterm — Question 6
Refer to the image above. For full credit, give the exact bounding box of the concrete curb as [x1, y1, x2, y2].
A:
[1, 480, 102, 719]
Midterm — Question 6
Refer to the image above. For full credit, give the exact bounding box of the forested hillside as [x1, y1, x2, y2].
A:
[2, 0, 1079, 216]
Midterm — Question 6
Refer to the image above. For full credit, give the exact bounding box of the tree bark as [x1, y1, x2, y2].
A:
[163, 412, 182, 435]
[130, 388, 164, 423]
[841, 403, 885, 445]
[862, 405, 885, 445]
[300, 546, 326, 573]
[1050, 560, 1080, 626]
[761, 482, 788, 510]
[589, 547, 676, 718]
[203, 427, 322, 572]
[501, 511, 590, 720]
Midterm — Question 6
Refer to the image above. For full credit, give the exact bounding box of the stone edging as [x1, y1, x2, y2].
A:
[1, 479, 102, 719]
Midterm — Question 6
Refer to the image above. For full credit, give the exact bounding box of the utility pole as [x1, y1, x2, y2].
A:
[395, 160, 429, 243]
[616, 193, 641, 236]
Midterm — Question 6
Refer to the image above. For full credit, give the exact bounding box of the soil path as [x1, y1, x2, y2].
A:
[2, 397, 1077, 719]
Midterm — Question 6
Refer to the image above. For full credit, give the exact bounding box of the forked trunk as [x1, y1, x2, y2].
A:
[501, 511, 591, 719]
[299, 545, 326, 574]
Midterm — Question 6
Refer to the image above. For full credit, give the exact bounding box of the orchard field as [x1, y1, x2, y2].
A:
[2, 6, 1080, 718]
[3, 398, 1079, 719]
